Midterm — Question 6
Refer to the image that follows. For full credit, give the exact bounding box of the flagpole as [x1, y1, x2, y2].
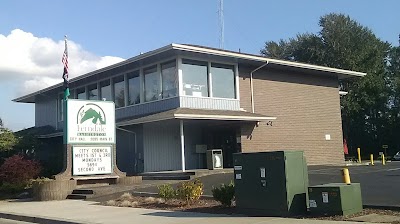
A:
[63, 35, 69, 145]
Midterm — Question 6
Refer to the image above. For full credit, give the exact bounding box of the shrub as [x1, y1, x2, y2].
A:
[176, 179, 203, 205]
[131, 201, 139, 207]
[0, 155, 41, 188]
[0, 182, 26, 194]
[157, 184, 175, 201]
[144, 196, 156, 203]
[120, 200, 132, 207]
[106, 200, 117, 206]
[120, 192, 133, 200]
[212, 182, 235, 207]
[27, 177, 52, 189]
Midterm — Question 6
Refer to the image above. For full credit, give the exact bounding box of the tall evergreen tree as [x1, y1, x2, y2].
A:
[261, 13, 391, 155]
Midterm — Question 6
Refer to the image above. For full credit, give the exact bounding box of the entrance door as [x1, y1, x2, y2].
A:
[207, 127, 239, 168]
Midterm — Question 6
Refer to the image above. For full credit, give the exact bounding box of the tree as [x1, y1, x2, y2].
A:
[261, 13, 391, 155]
[0, 118, 18, 152]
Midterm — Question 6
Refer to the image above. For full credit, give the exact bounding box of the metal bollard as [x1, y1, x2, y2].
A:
[357, 148, 361, 163]
[370, 154, 374, 166]
[342, 168, 351, 184]
[382, 154, 386, 165]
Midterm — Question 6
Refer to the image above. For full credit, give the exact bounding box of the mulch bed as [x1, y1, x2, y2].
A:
[103, 194, 400, 223]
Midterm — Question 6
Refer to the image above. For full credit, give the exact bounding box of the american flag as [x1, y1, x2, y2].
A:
[62, 37, 69, 88]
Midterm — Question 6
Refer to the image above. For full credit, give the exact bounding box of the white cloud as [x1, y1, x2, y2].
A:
[0, 29, 125, 96]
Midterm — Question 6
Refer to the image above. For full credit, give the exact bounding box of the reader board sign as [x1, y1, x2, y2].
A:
[67, 100, 115, 144]
[73, 146, 112, 175]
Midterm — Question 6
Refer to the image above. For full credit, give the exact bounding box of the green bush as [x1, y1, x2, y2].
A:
[0, 182, 26, 194]
[176, 179, 203, 205]
[212, 182, 235, 207]
[158, 184, 175, 201]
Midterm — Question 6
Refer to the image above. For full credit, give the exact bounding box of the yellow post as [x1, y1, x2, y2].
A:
[370, 154, 374, 166]
[342, 168, 351, 184]
[382, 154, 386, 165]
[357, 147, 361, 163]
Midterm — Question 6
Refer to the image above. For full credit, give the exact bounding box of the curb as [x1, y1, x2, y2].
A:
[0, 212, 91, 224]
[363, 204, 400, 211]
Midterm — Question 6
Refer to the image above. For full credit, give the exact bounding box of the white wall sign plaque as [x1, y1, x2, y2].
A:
[72, 146, 112, 175]
[67, 100, 115, 144]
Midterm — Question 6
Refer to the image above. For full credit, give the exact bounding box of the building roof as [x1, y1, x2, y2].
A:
[13, 43, 367, 103]
[117, 107, 276, 126]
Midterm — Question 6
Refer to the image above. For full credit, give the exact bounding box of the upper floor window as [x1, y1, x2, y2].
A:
[127, 71, 140, 105]
[113, 75, 125, 108]
[144, 66, 160, 102]
[88, 84, 98, 100]
[211, 63, 235, 99]
[77, 87, 86, 99]
[100, 80, 111, 101]
[182, 59, 208, 97]
[161, 61, 177, 98]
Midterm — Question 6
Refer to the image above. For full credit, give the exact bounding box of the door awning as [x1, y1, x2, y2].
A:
[117, 108, 276, 126]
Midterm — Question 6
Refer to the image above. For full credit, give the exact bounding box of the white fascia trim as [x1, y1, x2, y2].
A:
[174, 113, 276, 121]
[171, 44, 366, 77]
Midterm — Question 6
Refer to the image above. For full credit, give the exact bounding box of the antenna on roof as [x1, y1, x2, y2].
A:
[218, 0, 224, 49]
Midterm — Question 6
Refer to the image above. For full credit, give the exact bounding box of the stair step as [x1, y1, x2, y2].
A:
[72, 189, 94, 195]
[142, 175, 191, 180]
[140, 172, 195, 177]
[66, 194, 87, 200]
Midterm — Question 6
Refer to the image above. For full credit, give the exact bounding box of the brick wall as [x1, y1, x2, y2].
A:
[239, 66, 344, 165]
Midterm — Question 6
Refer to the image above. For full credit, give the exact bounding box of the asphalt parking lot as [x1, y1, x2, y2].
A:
[308, 161, 400, 207]
[131, 161, 400, 208]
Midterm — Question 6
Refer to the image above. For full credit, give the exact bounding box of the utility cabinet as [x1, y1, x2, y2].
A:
[233, 151, 309, 216]
[308, 183, 362, 216]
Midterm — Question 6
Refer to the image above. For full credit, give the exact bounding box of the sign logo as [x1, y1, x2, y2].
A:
[77, 103, 106, 125]
[76, 103, 107, 137]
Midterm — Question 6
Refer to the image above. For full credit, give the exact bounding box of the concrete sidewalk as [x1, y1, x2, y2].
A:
[0, 200, 376, 224]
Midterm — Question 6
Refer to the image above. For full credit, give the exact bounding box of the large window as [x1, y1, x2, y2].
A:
[77, 87, 86, 99]
[144, 66, 160, 102]
[100, 80, 111, 101]
[211, 63, 235, 98]
[181, 59, 208, 97]
[113, 75, 125, 108]
[161, 61, 177, 98]
[127, 71, 140, 105]
[88, 84, 98, 100]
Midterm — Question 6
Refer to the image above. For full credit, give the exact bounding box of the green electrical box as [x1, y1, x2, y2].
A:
[233, 151, 309, 216]
[308, 183, 362, 216]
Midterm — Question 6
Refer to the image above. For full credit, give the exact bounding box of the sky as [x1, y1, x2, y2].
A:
[0, 0, 399, 131]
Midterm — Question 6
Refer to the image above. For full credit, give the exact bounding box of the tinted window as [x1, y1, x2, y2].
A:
[144, 66, 160, 102]
[113, 75, 125, 108]
[128, 71, 140, 105]
[211, 63, 235, 98]
[161, 61, 177, 98]
[181, 59, 208, 97]
[100, 80, 111, 101]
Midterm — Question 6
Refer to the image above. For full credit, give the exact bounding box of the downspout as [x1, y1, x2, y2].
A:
[250, 61, 269, 113]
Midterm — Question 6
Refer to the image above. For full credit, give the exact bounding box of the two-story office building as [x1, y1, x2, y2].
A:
[14, 44, 365, 174]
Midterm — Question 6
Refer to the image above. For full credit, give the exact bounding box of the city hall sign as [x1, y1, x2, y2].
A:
[67, 100, 115, 144]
